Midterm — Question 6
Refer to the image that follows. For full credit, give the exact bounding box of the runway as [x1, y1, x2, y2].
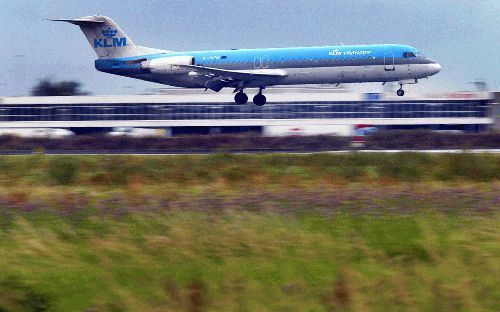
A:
[0, 149, 499, 156]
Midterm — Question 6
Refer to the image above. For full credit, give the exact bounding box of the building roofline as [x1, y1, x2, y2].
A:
[0, 90, 493, 105]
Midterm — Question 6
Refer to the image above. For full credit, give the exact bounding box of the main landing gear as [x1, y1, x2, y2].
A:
[234, 88, 267, 106]
[234, 91, 248, 105]
[397, 87, 405, 97]
[253, 88, 267, 106]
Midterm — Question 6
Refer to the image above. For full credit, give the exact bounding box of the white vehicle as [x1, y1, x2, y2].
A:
[0, 128, 75, 138]
[263, 124, 354, 137]
[107, 127, 167, 138]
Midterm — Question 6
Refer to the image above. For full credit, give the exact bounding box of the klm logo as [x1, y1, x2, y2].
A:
[93, 27, 127, 48]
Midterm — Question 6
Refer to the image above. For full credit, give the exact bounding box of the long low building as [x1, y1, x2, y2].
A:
[494, 91, 500, 130]
[0, 88, 495, 136]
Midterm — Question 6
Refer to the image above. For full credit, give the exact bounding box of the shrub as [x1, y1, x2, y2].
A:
[0, 276, 55, 312]
[220, 165, 248, 182]
[98, 156, 141, 186]
[376, 153, 424, 181]
[434, 153, 499, 181]
[48, 157, 79, 185]
[356, 216, 431, 262]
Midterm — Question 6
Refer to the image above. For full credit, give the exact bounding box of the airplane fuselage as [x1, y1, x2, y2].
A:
[96, 44, 441, 90]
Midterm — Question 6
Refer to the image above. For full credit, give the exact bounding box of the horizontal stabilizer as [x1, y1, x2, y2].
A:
[48, 18, 106, 26]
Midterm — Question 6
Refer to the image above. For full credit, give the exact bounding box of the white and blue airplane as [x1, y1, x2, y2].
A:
[52, 15, 441, 106]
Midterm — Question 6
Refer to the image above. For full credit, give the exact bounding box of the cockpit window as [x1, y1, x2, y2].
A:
[403, 52, 417, 58]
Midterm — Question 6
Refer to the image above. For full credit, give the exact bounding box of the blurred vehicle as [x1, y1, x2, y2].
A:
[107, 127, 167, 138]
[0, 128, 75, 138]
[351, 124, 378, 147]
[354, 124, 378, 136]
[431, 130, 465, 134]
[264, 125, 354, 137]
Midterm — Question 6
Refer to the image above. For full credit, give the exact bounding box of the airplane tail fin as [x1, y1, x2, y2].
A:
[50, 15, 167, 59]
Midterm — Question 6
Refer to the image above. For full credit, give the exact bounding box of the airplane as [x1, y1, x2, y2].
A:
[51, 15, 441, 106]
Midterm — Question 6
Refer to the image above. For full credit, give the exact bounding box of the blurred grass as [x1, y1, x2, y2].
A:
[0, 153, 497, 187]
[0, 154, 498, 311]
[0, 212, 498, 311]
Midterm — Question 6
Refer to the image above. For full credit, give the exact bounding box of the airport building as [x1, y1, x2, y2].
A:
[494, 91, 500, 131]
[0, 88, 495, 136]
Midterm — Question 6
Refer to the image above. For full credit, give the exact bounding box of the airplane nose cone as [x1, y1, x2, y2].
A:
[428, 62, 442, 76]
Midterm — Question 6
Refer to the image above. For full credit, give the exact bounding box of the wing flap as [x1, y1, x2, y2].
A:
[204, 77, 230, 92]
[180, 65, 286, 80]
[179, 65, 286, 92]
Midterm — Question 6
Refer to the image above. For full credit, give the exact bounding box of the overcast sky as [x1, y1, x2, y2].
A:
[0, 0, 498, 96]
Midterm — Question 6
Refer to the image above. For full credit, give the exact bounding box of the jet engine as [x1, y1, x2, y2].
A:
[141, 56, 195, 74]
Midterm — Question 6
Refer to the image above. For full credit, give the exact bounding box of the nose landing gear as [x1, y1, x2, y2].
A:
[396, 79, 418, 97]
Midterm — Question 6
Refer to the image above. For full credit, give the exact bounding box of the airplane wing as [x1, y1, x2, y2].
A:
[178, 65, 287, 92]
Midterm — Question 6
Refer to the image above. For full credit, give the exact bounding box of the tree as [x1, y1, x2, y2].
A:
[31, 79, 90, 96]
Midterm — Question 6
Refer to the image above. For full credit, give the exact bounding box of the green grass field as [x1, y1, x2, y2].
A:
[0, 154, 498, 311]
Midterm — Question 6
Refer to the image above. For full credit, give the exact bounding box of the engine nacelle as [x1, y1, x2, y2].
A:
[141, 56, 195, 74]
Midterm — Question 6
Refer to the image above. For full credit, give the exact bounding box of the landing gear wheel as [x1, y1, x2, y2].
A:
[234, 92, 248, 105]
[397, 89, 405, 97]
[253, 94, 267, 106]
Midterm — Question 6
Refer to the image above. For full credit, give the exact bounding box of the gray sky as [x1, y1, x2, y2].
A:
[0, 0, 499, 96]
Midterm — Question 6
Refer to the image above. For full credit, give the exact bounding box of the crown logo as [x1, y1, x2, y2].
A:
[329, 49, 342, 56]
[102, 27, 118, 38]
